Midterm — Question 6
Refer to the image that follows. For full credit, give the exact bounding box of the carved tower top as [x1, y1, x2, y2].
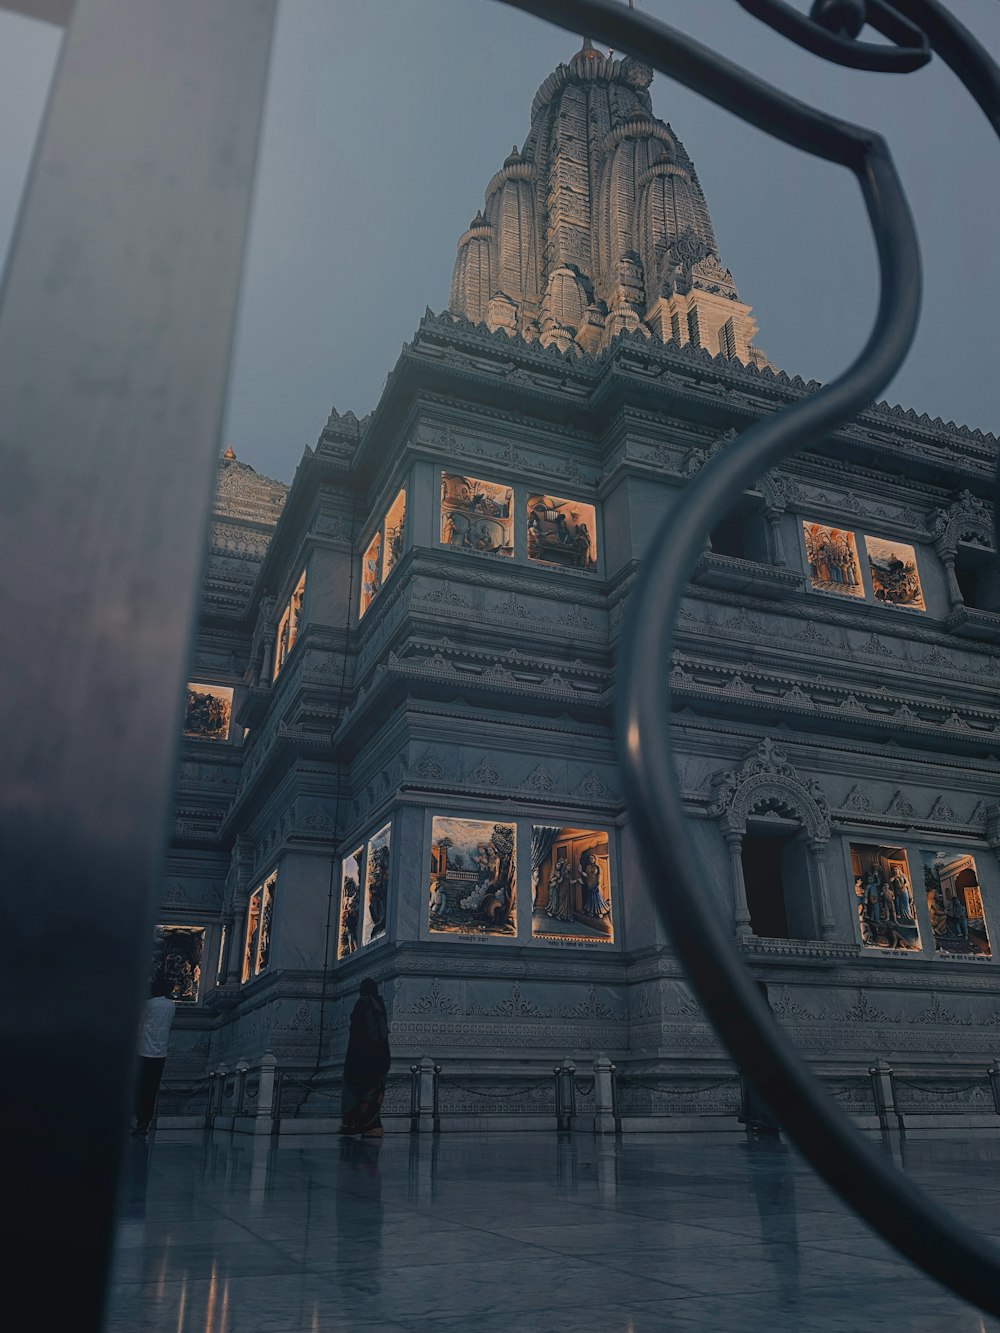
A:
[449, 42, 769, 366]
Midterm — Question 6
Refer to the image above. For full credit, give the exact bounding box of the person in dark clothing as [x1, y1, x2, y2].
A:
[738, 980, 781, 1137]
[339, 977, 391, 1137]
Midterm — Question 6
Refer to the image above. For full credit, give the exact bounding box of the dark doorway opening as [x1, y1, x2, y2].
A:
[742, 834, 790, 938]
[741, 826, 815, 941]
[954, 543, 1000, 612]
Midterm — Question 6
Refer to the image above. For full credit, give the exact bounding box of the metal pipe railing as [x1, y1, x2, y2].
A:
[499, 0, 1000, 1317]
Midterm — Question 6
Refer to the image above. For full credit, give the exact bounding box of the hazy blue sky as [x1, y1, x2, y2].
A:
[1, 1, 997, 483]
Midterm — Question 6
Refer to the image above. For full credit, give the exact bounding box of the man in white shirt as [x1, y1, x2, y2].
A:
[131, 979, 176, 1137]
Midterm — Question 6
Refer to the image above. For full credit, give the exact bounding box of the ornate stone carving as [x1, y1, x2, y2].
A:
[399, 981, 462, 1017]
[930, 489, 994, 554]
[885, 790, 915, 819]
[708, 737, 830, 840]
[842, 784, 873, 813]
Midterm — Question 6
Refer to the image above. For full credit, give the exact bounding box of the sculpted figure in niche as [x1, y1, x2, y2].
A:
[946, 893, 969, 941]
[927, 887, 949, 936]
[888, 867, 914, 921]
[526, 494, 597, 572]
[545, 859, 573, 921]
[366, 843, 389, 938]
[340, 876, 359, 955]
[429, 817, 517, 936]
[580, 850, 611, 919]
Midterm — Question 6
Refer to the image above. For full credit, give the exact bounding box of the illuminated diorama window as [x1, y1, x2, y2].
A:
[183, 682, 233, 742]
[359, 486, 407, 618]
[362, 823, 391, 946]
[527, 495, 597, 572]
[359, 529, 382, 618]
[338, 844, 363, 959]
[337, 825, 393, 957]
[440, 473, 513, 557]
[922, 849, 992, 960]
[382, 488, 406, 581]
[803, 520, 927, 612]
[851, 843, 920, 952]
[802, 522, 864, 598]
[242, 870, 276, 983]
[152, 925, 205, 1002]
[273, 569, 306, 679]
[531, 826, 612, 942]
[864, 535, 925, 611]
[428, 816, 516, 936]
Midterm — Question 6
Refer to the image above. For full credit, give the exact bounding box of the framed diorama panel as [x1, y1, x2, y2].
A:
[527, 494, 597, 572]
[864, 536, 925, 610]
[183, 682, 233, 742]
[531, 826, 613, 943]
[338, 844, 364, 959]
[242, 870, 276, 982]
[922, 850, 992, 960]
[381, 487, 407, 582]
[152, 925, 205, 1002]
[273, 569, 306, 678]
[359, 529, 382, 618]
[802, 522, 864, 598]
[428, 815, 517, 937]
[849, 843, 920, 952]
[440, 473, 514, 557]
[362, 823, 391, 947]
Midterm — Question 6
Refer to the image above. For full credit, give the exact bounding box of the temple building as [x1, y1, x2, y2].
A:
[156, 44, 1000, 1134]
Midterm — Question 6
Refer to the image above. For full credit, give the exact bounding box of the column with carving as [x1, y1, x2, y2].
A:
[725, 829, 753, 939]
[765, 507, 786, 567]
[807, 839, 837, 941]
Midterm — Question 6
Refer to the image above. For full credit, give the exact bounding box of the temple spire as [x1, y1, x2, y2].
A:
[448, 45, 770, 368]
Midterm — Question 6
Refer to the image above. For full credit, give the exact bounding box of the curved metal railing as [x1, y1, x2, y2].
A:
[496, 0, 1000, 1315]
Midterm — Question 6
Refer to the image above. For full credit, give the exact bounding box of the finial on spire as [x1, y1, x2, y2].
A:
[223, 444, 235, 460]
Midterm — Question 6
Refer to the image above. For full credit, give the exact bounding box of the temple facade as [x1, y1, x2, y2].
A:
[156, 45, 1000, 1134]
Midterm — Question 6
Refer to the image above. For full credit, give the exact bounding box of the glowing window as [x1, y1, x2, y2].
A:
[531, 827, 613, 942]
[337, 845, 363, 959]
[440, 473, 513, 557]
[428, 816, 516, 937]
[362, 824, 391, 947]
[359, 486, 407, 618]
[183, 682, 233, 741]
[864, 535, 925, 611]
[527, 495, 597, 572]
[273, 570, 306, 679]
[242, 871, 276, 983]
[359, 530, 382, 618]
[851, 844, 920, 953]
[152, 925, 205, 1002]
[922, 850, 992, 960]
[802, 522, 863, 598]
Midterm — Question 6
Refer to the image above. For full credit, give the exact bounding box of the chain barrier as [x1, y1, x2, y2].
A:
[893, 1079, 991, 1095]
[443, 1082, 550, 1100]
[618, 1077, 738, 1097]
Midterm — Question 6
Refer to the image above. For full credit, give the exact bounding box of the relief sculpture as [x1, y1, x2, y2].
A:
[527, 494, 597, 571]
[850, 843, 920, 952]
[440, 473, 513, 557]
[429, 816, 516, 936]
[922, 850, 991, 960]
[532, 826, 613, 943]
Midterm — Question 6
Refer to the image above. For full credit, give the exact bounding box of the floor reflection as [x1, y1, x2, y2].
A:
[106, 1129, 1000, 1332]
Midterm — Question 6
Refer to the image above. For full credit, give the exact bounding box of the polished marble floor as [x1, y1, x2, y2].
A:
[106, 1129, 1000, 1332]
